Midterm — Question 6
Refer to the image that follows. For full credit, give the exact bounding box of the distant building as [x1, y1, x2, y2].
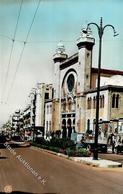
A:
[23, 105, 31, 131]
[29, 83, 53, 135]
[45, 100, 52, 137]
[11, 110, 21, 135]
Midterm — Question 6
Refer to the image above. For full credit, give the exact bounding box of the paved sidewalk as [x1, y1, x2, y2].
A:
[70, 157, 122, 168]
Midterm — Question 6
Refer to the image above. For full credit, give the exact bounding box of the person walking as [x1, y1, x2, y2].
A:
[110, 133, 115, 153]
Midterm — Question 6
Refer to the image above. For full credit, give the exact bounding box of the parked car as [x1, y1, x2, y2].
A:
[115, 145, 123, 154]
[11, 136, 23, 142]
[9, 136, 30, 147]
[0, 135, 7, 148]
[76, 141, 107, 153]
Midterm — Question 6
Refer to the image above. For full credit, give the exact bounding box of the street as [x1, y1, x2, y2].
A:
[0, 147, 123, 194]
[99, 153, 123, 165]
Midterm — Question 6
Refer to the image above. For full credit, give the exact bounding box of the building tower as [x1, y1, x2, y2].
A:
[76, 28, 95, 133]
[52, 42, 68, 132]
[77, 28, 95, 93]
[53, 41, 68, 99]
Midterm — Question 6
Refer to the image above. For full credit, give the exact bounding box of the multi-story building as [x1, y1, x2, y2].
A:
[11, 109, 21, 135]
[23, 105, 31, 131]
[45, 100, 52, 137]
[29, 83, 53, 135]
[86, 72, 123, 139]
[35, 83, 53, 133]
[29, 88, 36, 133]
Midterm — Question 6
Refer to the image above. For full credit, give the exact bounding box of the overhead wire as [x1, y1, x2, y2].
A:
[1, 0, 121, 103]
[0, 34, 13, 41]
[6, 0, 41, 103]
[1, 0, 23, 102]
[0, 33, 121, 44]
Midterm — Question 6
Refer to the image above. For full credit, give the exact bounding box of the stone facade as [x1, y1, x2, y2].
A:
[52, 28, 95, 138]
[44, 28, 123, 139]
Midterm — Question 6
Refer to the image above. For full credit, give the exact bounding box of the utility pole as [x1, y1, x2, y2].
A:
[86, 17, 118, 160]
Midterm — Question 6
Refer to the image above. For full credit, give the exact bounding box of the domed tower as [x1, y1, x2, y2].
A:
[53, 41, 68, 99]
[76, 28, 95, 93]
[75, 28, 95, 134]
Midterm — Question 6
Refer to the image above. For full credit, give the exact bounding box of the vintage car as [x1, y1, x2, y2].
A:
[76, 141, 107, 153]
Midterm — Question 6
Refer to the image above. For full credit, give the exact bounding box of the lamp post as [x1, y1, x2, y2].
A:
[86, 17, 118, 160]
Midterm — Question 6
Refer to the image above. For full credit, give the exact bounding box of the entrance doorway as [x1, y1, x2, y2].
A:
[67, 119, 72, 138]
[62, 119, 67, 138]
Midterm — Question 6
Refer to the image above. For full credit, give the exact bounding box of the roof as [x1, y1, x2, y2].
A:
[85, 85, 123, 94]
[60, 53, 78, 70]
[92, 67, 123, 76]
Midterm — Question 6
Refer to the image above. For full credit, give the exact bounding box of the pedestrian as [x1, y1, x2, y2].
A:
[117, 136, 122, 145]
[111, 133, 115, 153]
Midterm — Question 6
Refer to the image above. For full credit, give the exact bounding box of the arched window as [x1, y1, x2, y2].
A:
[100, 95, 104, 108]
[87, 119, 90, 132]
[90, 97, 92, 109]
[100, 96, 102, 108]
[50, 104, 52, 114]
[116, 94, 119, 108]
[68, 102, 72, 112]
[87, 98, 90, 109]
[112, 94, 115, 108]
[112, 94, 119, 108]
[62, 102, 66, 112]
[67, 119, 72, 138]
[67, 119, 71, 127]
[62, 119, 67, 138]
[62, 119, 66, 128]
[87, 97, 92, 109]
[93, 96, 96, 109]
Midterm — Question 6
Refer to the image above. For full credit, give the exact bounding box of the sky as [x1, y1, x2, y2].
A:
[0, 0, 123, 126]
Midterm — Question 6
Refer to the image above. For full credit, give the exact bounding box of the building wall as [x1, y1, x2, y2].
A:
[85, 90, 109, 132]
[52, 100, 59, 131]
[76, 95, 86, 133]
[110, 91, 123, 120]
[23, 106, 31, 130]
[35, 83, 45, 127]
[35, 83, 53, 129]
[52, 29, 95, 137]
[45, 101, 52, 135]
[46, 29, 123, 139]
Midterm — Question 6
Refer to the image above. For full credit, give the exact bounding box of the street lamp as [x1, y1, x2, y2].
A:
[86, 17, 118, 160]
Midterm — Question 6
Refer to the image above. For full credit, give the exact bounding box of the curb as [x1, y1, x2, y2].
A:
[31, 146, 122, 168]
[31, 146, 58, 155]
[31, 146, 69, 158]
[70, 157, 122, 168]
